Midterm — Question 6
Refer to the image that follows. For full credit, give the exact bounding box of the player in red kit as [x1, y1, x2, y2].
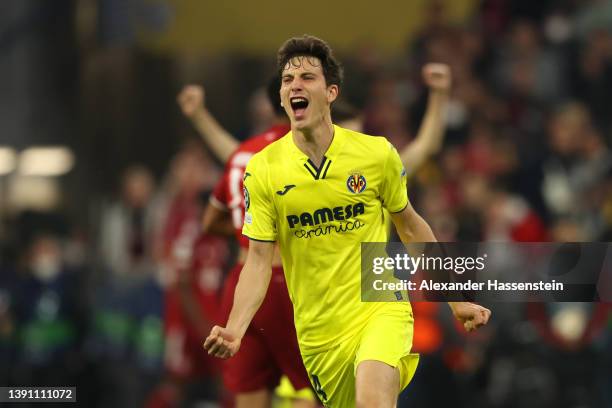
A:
[178, 77, 315, 408]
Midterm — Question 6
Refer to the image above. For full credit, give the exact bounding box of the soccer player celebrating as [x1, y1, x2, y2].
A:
[178, 65, 449, 407]
[205, 35, 490, 407]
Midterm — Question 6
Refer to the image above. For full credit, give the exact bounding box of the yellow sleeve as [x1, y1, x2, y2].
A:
[242, 154, 277, 242]
[380, 142, 409, 213]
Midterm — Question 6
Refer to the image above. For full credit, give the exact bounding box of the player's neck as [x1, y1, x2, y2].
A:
[292, 116, 334, 167]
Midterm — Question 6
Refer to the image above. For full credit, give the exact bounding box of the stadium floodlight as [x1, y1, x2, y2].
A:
[18, 146, 75, 176]
[0, 146, 17, 175]
[7, 175, 61, 211]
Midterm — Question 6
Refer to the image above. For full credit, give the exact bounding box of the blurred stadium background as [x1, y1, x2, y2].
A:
[0, 0, 611, 407]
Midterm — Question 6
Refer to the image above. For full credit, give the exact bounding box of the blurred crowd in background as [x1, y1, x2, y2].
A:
[1, 0, 612, 407]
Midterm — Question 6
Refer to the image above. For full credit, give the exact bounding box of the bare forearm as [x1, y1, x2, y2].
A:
[419, 90, 448, 151]
[395, 210, 437, 244]
[202, 203, 234, 236]
[206, 219, 235, 236]
[401, 90, 449, 173]
[226, 262, 271, 338]
[190, 109, 239, 163]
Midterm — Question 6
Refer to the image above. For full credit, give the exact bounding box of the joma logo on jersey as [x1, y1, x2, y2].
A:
[286, 202, 365, 228]
[347, 173, 366, 194]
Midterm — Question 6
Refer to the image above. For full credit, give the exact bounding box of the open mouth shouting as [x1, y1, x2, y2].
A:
[290, 96, 309, 121]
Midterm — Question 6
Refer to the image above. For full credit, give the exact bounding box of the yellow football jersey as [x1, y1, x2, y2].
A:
[242, 125, 411, 353]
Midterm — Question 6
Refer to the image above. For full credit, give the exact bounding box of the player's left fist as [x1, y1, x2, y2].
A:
[448, 302, 491, 332]
[422, 63, 451, 93]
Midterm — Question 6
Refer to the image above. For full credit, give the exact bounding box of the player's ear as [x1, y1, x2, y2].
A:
[327, 84, 339, 104]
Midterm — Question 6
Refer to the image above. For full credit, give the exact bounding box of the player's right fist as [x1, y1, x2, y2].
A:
[177, 84, 206, 118]
[203, 325, 241, 359]
[422, 63, 452, 93]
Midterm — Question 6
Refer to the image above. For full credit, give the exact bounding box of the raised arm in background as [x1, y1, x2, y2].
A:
[400, 63, 451, 175]
[177, 85, 239, 163]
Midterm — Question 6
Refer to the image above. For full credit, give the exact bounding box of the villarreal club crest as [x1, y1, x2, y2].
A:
[347, 173, 366, 194]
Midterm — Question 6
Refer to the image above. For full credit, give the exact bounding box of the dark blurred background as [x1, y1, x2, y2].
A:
[0, 0, 611, 407]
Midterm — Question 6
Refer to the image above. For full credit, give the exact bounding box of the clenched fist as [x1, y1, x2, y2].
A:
[449, 302, 491, 332]
[203, 325, 241, 359]
[177, 84, 206, 118]
[422, 63, 452, 93]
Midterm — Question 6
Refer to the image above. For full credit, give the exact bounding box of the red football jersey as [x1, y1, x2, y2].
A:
[211, 124, 289, 248]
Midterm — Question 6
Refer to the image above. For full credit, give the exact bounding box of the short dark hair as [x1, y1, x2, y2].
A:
[277, 35, 344, 88]
[265, 75, 285, 116]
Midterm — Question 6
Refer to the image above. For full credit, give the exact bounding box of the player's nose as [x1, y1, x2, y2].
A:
[290, 78, 304, 91]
